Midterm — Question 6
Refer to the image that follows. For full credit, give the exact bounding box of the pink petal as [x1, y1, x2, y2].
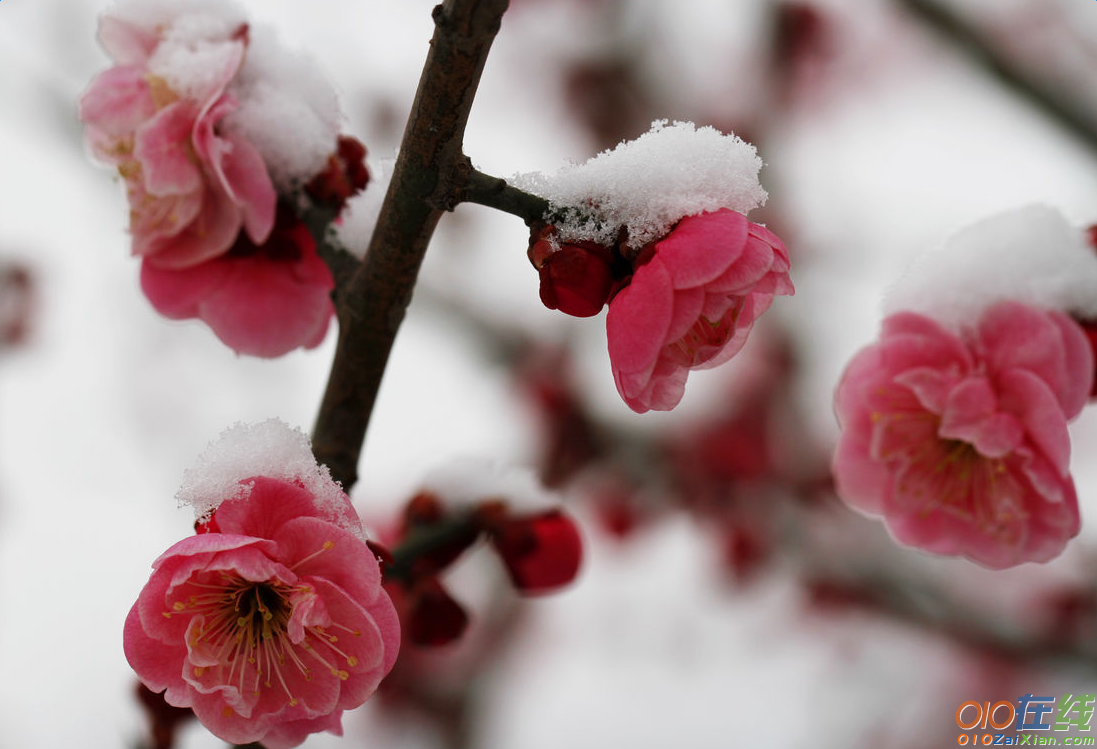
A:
[656, 209, 748, 288]
[1048, 310, 1094, 419]
[196, 251, 335, 358]
[273, 516, 383, 605]
[937, 377, 1023, 458]
[978, 302, 1092, 416]
[706, 234, 774, 294]
[606, 257, 674, 376]
[141, 184, 243, 268]
[831, 429, 890, 514]
[892, 367, 956, 414]
[141, 254, 230, 318]
[124, 602, 191, 698]
[78, 65, 156, 147]
[97, 16, 159, 65]
[881, 312, 973, 368]
[614, 356, 688, 413]
[664, 286, 705, 345]
[134, 101, 203, 196]
[213, 477, 333, 539]
[748, 222, 791, 272]
[997, 368, 1072, 476]
[220, 130, 276, 244]
[259, 713, 345, 749]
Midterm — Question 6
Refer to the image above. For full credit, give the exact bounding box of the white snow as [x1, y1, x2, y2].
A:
[511, 120, 767, 248]
[226, 28, 342, 192]
[420, 458, 560, 513]
[884, 204, 1097, 327]
[176, 418, 358, 535]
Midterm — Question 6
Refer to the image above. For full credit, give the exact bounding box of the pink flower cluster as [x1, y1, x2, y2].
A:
[833, 302, 1093, 568]
[530, 208, 794, 413]
[79, 11, 337, 356]
[125, 476, 399, 748]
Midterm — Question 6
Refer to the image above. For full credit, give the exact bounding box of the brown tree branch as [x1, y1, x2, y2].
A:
[460, 168, 550, 224]
[310, 0, 510, 489]
[898, 0, 1097, 156]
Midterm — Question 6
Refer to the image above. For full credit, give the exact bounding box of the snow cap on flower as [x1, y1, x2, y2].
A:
[885, 205, 1097, 329]
[177, 419, 359, 538]
[512, 120, 767, 248]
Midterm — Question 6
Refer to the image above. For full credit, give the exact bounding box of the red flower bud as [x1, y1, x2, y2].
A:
[305, 135, 370, 210]
[489, 510, 583, 593]
[528, 225, 615, 318]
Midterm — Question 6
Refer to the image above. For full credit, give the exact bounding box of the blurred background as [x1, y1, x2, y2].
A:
[4, 0, 1097, 747]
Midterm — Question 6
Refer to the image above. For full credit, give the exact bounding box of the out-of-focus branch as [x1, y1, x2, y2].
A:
[311, 0, 510, 489]
[384, 512, 481, 583]
[804, 565, 1097, 671]
[898, 0, 1097, 156]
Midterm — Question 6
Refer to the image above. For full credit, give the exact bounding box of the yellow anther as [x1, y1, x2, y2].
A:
[162, 612, 172, 619]
[323, 541, 335, 550]
[347, 656, 358, 667]
[173, 601, 186, 611]
[289, 699, 299, 707]
[193, 667, 204, 677]
[222, 707, 234, 718]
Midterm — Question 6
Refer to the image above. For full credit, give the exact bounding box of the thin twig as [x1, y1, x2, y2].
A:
[461, 167, 550, 224]
[311, 0, 510, 489]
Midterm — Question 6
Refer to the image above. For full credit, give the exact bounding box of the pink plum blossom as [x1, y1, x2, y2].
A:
[124, 477, 400, 748]
[140, 204, 334, 357]
[606, 208, 794, 412]
[832, 301, 1093, 568]
[79, 16, 276, 269]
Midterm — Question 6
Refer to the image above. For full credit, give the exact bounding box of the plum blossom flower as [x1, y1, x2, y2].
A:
[79, 14, 276, 269]
[606, 208, 794, 412]
[79, 5, 355, 356]
[125, 476, 400, 748]
[832, 301, 1093, 568]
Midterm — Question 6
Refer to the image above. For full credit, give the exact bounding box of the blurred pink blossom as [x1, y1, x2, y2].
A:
[606, 209, 793, 412]
[140, 204, 333, 357]
[124, 477, 400, 748]
[833, 302, 1093, 568]
[79, 16, 275, 269]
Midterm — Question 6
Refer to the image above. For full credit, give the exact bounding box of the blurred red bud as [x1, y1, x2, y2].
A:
[490, 510, 583, 593]
[398, 578, 470, 647]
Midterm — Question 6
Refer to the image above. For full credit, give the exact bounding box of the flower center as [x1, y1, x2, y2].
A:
[665, 306, 741, 367]
[166, 543, 363, 711]
[873, 411, 1025, 543]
